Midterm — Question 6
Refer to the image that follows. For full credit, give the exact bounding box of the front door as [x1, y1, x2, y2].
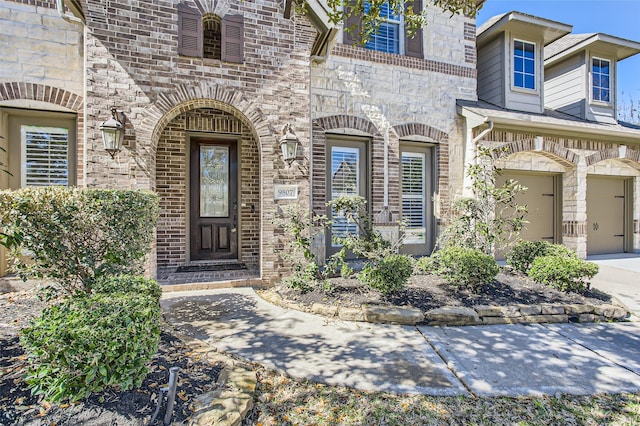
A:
[190, 138, 238, 261]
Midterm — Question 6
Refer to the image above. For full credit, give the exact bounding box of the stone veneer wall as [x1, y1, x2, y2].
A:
[487, 129, 640, 257]
[79, 0, 316, 281]
[156, 108, 260, 270]
[310, 7, 477, 256]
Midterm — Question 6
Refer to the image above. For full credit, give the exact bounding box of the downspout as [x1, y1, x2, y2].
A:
[56, 0, 83, 24]
[472, 120, 493, 144]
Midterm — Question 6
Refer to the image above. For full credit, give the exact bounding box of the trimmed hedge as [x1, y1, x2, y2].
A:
[357, 254, 414, 294]
[0, 187, 159, 294]
[421, 246, 499, 288]
[20, 276, 162, 402]
[528, 256, 599, 293]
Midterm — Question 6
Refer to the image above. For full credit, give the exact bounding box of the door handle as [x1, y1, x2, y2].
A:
[232, 201, 237, 233]
[593, 222, 599, 231]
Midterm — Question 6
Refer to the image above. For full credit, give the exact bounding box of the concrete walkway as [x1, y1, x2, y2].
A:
[162, 285, 640, 397]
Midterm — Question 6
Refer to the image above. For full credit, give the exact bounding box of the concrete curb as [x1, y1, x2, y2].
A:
[258, 289, 630, 326]
[167, 331, 257, 426]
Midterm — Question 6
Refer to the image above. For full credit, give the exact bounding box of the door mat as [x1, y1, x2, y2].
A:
[175, 262, 248, 273]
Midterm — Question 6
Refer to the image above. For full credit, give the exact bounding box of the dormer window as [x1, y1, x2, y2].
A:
[514, 39, 536, 90]
[592, 57, 611, 103]
[364, 1, 401, 54]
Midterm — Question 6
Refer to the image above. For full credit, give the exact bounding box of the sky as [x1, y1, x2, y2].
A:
[476, 0, 640, 106]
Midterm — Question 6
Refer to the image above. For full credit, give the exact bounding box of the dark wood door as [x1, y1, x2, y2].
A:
[190, 138, 238, 261]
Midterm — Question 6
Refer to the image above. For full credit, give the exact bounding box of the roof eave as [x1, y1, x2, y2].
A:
[545, 33, 640, 66]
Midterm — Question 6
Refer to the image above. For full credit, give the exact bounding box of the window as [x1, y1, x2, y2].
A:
[177, 4, 244, 63]
[21, 126, 69, 187]
[5, 109, 76, 189]
[513, 40, 536, 90]
[592, 57, 611, 103]
[364, 1, 401, 54]
[326, 138, 368, 256]
[343, 0, 423, 58]
[400, 145, 433, 256]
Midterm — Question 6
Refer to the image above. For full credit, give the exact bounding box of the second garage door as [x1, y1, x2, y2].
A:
[587, 175, 627, 255]
[496, 171, 559, 256]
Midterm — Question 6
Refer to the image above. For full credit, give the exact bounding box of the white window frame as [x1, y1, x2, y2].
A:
[591, 56, 612, 105]
[364, 1, 405, 54]
[20, 125, 70, 187]
[512, 38, 537, 91]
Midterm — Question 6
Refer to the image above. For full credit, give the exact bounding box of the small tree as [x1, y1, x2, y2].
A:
[324, 0, 480, 45]
[438, 146, 528, 255]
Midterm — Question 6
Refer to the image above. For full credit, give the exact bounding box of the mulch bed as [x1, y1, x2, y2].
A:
[0, 291, 223, 426]
[274, 269, 614, 312]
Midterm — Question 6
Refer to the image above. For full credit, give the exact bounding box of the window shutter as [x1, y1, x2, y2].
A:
[222, 14, 244, 63]
[178, 3, 202, 57]
[343, 2, 362, 45]
[21, 126, 69, 187]
[404, 0, 423, 58]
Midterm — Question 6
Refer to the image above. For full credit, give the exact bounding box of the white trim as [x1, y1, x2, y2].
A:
[512, 38, 537, 92]
[590, 55, 613, 106]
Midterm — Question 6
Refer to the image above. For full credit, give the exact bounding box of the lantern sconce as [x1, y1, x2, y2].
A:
[100, 106, 125, 159]
[279, 123, 300, 166]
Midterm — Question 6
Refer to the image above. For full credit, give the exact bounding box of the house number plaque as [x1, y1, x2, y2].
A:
[274, 184, 298, 200]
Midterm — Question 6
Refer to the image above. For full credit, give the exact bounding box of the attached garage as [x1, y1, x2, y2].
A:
[496, 171, 561, 257]
[587, 175, 630, 255]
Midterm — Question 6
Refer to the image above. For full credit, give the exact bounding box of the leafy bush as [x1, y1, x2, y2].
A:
[91, 274, 163, 299]
[528, 255, 599, 293]
[427, 246, 499, 288]
[357, 254, 414, 294]
[506, 241, 575, 274]
[274, 204, 332, 293]
[436, 147, 527, 255]
[0, 187, 159, 295]
[415, 255, 437, 275]
[20, 276, 161, 402]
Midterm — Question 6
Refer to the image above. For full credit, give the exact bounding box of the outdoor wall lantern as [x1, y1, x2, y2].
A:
[279, 123, 300, 166]
[100, 106, 125, 159]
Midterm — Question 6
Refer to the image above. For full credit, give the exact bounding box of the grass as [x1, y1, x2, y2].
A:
[245, 368, 640, 425]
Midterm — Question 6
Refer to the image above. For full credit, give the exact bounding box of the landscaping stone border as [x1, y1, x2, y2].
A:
[168, 331, 257, 426]
[258, 289, 630, 326]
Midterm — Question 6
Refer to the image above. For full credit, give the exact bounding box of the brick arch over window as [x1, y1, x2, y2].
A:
[0, 82, 83, 112]
[312, 115, 380, 214]
[497, 139, 579, 167]
[392, 122, 451, 224]
[392, 123, 448, 142]
[138, 82, 274, 160]
[585, 146, 640, 167]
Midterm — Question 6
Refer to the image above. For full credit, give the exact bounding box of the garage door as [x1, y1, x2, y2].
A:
[587, 176, 625, 255]
[496, 171, 558, 258]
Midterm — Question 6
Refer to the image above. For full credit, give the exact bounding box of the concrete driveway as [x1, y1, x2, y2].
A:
[589, 254, 640, 315]
[162, 287, 640, 397]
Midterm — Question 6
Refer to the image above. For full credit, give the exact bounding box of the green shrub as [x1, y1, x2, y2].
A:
[428, 246, 499, 288]
[20, 277, 161, 402]
[415, 255, 437, 275]
[506, 241, 576, 274]
[91, 274, 162, 299]
[0, 187, 159, 295]
[528, 255, 599, 293]
[357, 254, 414, 294]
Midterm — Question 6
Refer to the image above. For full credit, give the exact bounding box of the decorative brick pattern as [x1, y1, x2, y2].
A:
[332, 44, 477, 79]
[463, 22, 476, 41]
[487, 132, 579, 166]
[465, 45, 476, 64]
[5, 0, 55, 8]
[585, 147, 640, 166]
[563, 221, 587, 237]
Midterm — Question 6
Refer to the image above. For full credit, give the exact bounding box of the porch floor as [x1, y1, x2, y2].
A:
[156, 266, 260, 286]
